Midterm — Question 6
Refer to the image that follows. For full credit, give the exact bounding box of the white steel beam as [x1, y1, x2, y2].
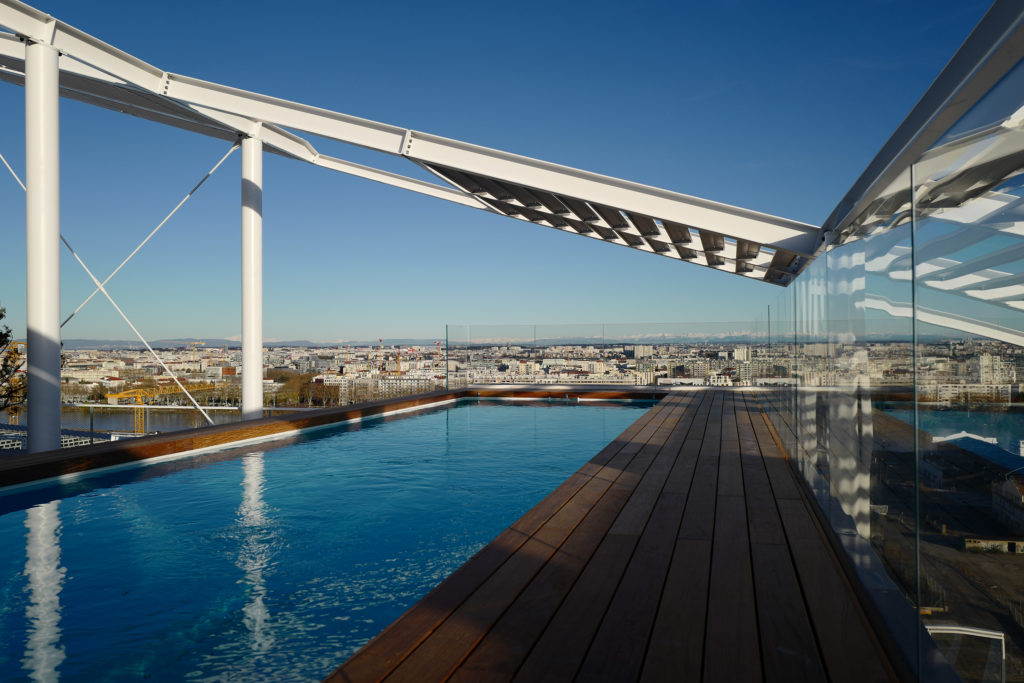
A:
[0, 0, 822, 277]
[24, 39, 60, 453]
[313, 154, 489, 209]
[165, 70, 821, 255]
[0, 34, 487, 210]
[241, 136, 263, 420]
[163, 73, 407, 155]
[0, 1, 164, 90]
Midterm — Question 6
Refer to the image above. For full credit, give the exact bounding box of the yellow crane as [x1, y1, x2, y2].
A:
[105, 382, 217, 434]
[3, 341, 26, 425]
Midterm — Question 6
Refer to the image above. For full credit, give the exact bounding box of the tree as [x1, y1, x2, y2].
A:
[0, 305, 25, 411]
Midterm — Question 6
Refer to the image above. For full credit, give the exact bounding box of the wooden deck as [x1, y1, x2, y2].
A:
[328, 390, 903, 682]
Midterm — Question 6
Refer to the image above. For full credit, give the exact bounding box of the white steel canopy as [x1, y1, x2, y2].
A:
[0, 0, 821, 285]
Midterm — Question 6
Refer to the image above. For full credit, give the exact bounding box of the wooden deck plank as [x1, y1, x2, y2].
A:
[577, 486, 689, 682]
[741, 456, 786, 548]
[574, 395, 710, 682]
[750, 543, 829, 683]
[750, 410, 803, 501]
[448, 481, 635, 682]
[775, 499, 897, 683]
[717, 437, 744, 497]
[737, 393, 829, 682]
[742, 460, 786, 547]
[511, 533, 638, 682]
[702, 390, 762, 682]
[387, 484, 623, 681]
[640, 537, 713, 682]
[717, 392, 743, 498]
[702, 492, 762, 682]
[678, 392, 720, 541]
[511, 396, 707, 682]
[746, 394, 897, 683]
[736, 398, 786, 547]
[677, 450, 718, 540]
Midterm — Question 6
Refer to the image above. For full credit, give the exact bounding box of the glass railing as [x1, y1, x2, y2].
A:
[2, 322, 772, 447]
[444, 321, 771, 388]
[765, 55, 1024, 682]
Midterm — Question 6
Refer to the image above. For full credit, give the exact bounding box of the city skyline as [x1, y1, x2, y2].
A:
[0, 1, 989, 342]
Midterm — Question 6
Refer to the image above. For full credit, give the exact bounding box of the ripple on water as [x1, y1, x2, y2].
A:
[0, 401, 651, 681]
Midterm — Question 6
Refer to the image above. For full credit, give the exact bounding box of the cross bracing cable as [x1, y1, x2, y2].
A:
[59, 235, 216, 425]
[61, 141, 240, 327]
[0, 149, 25, 191]
[2, 145, 217, 426]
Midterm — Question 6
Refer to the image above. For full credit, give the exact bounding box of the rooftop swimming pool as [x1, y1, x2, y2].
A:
[0, 399, 652, 682]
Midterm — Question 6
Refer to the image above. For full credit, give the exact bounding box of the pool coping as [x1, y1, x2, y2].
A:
[0, 386, 671, 491]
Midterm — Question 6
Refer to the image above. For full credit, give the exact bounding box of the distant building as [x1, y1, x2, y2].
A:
[919, 383, 1011, 404]
[971, 354, 1015, 384]
[628, 345, 653, 359]
[690, 360, 710, 378]
[737, 362, 752, 385]
[705, 372, 733, 387]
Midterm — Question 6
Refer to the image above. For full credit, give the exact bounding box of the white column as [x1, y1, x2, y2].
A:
[25, 41, 61, 453]
[241, 136, 263, 419]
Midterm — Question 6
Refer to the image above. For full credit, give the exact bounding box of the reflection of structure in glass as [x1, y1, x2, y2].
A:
[237, 453, 274, 653]
[22, 501, 65, 683]
[928, 625, 1006, 683]
[853, 82, 1024, 346]
[768, 45, 1024, 681]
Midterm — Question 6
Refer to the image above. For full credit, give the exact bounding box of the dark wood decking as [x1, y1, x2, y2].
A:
[328, 390, 903, 683]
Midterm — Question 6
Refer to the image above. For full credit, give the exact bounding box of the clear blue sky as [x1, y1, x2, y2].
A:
[0, 0, 991, 342]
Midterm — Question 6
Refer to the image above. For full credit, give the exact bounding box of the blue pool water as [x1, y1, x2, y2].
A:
[0, 399, 650, 682]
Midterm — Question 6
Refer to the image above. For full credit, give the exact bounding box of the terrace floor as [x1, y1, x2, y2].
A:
[328, 390, 903, 682]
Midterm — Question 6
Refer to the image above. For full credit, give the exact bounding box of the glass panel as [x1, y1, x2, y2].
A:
[767, 281, 798, 459]
[44, 338, 459, 444]
[771, 166, 925, 675]
[912, 92, 1024, 679]
[441, 322, 772, 388]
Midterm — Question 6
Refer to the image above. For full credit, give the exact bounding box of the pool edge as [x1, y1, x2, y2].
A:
[0, 386, 671, 492]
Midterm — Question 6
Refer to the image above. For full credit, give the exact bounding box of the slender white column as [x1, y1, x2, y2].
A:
[241, 136, 263, 419]
[25, 41, 61, 453]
